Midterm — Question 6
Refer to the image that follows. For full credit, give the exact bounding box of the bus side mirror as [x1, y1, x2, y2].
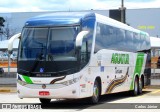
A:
[75, 31, 89, 48]
[8, 33, 21, 54]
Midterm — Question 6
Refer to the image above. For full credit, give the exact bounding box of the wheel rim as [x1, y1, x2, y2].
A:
[139, 79, 142, 93]
[135, 78, 138, 93]
[93, 83, 99, 101]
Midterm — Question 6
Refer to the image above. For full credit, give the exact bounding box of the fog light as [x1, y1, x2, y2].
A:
[17, 90, 20, 94]
[72, 90, 76, 94]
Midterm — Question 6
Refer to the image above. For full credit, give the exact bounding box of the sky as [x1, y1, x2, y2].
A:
[0, 0, 160, 12]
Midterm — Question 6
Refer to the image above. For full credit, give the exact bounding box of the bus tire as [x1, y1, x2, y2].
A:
[131, 77, 139, 96]
[90, 80, 100, 104]
[138, 77, 143, 94]
[39, 98, 51, 104]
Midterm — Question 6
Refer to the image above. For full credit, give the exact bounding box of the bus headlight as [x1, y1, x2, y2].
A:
[17, 79, 27, 86]
[60, 77, 79, 86]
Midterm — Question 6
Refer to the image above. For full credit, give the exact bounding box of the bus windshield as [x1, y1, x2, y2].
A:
[19, 26, 79, 61]
[18, 26, 80, 76]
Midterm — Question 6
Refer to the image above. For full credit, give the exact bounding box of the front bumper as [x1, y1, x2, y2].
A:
[17, 82, 80, 99]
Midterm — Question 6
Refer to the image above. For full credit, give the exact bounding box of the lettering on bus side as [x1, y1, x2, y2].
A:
[111, 53, 129, 64]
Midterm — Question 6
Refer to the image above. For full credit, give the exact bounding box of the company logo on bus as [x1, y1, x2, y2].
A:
[42, 84, 46, 89]
[40, 68, 44, 73]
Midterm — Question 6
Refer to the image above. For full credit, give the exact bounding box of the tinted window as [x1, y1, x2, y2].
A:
[94, 22, 150, 53]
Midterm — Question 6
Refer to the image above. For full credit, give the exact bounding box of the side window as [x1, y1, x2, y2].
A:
[133, 33, 139, 52]
[81, 38, 88, 63]
[95, 23, 149, 53]
[95, 23, 128, 52]
[125, 30, 134, 52]
[80, 19, 94, 65]
[136, 33, 141, 52]
[82, 19, 94, 54]
[115, 28, 125, 51]
[94, 23, 104, 53]
[95, 23, 111, 53]
[140, 34, 146, 51]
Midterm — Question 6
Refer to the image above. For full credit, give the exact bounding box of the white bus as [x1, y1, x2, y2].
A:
[9, 12, 151, 104]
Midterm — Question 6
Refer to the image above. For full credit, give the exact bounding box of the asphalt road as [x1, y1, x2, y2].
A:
[0, 88, 160, 112]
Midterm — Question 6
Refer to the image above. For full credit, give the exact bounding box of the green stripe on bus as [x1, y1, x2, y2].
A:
[130, 53, 144, 90]
[22, 75, 33, 84]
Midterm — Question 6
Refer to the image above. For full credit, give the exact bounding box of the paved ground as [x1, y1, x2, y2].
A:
[0, 88, 160, 112]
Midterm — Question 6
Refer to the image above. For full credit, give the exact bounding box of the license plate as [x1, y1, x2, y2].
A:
[39, 91, 50, 96]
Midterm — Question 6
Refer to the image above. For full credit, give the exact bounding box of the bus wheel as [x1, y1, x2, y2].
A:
[39, 98, 51, 104]
[90, 80, 100, 104]
[138, 78, 143, 94]
[132, 77, 139, 96]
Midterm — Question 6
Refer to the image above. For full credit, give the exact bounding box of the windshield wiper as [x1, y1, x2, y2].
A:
[29, 41, 46, 74]
[29, 53, 44, 74]
[48, 53, 54, 61]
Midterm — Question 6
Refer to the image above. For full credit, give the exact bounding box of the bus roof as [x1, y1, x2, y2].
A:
[25, 12, 95, 27]
[24, 12, 149, 37]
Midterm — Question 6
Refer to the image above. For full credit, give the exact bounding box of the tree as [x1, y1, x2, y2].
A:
[0, 17, 5, 27]
[0, 16, 19, 40]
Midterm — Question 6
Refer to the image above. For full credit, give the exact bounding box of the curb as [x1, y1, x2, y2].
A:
[145, 85, 160, 89]
[0, 87, 17, 93]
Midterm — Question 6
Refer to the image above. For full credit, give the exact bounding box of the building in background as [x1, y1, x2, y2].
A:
[0, 8, 160, 40]
[0, 40, 18, 68]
